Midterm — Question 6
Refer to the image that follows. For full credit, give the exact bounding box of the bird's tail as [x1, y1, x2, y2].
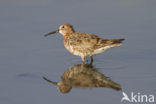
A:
[112, 38, 125, 44]
[106, 38, 125, 48]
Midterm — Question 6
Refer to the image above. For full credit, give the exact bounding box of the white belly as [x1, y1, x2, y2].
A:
[93, 44, 121, 55]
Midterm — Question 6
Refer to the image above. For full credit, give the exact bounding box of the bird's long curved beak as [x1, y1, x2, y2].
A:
[44, 30, 59, 37]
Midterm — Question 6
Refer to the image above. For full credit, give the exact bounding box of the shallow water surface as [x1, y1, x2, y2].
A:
[0, 0, 156, 104]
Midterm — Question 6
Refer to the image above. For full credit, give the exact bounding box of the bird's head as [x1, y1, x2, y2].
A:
[44, 23, 75, 37]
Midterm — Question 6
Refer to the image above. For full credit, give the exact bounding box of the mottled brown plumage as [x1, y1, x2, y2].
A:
[44, 23, 125, 62]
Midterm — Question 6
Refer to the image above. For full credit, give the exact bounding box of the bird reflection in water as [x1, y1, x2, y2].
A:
[43, 63, 121, 94]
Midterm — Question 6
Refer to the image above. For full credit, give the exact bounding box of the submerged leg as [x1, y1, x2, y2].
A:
[80, 62, 85, 71]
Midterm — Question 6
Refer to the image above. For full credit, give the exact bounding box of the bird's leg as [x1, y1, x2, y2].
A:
[80, 57, 85, 72]
[90, 56, 94, 65]
[81, 56, 85, 63]
[86, 58, 89, 63]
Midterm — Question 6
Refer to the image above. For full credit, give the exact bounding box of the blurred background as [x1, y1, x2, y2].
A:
[0, 0, 156, 104]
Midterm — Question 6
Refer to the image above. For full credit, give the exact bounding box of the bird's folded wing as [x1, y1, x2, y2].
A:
[68, 33, 113, 51]
[68, 33, 101, 51]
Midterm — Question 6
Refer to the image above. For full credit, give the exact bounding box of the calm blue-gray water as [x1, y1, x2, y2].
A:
[0, 0, 156, 104]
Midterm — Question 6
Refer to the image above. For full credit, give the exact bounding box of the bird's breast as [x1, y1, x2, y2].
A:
[64, 37, 83, 56]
